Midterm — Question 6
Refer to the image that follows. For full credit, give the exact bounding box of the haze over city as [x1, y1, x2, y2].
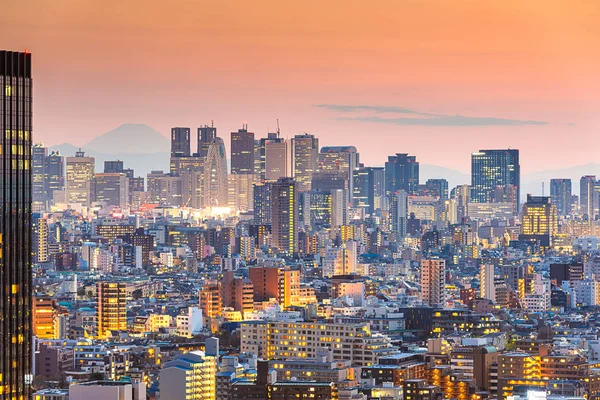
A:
[3, 0, 599, 173]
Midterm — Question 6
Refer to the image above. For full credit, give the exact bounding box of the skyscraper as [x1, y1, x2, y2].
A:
[384, 153, 419, 196]
[0, 49, 33, 399]
[170, 127, 191, 157]
[231, 127, 255, 174]
[318, 146, 359, 200]
[420, 258, 446, 307]
[198, 124, 217, 154]
[424, 178, 449, 200]
[45, 150, 64, 203]
[66, 150, 95, 207]
[264, 136, 288, 180]
[579, 175, 597, 219]
[353, 166, 385, 214]
[390, 190, 409, 237]
[550, 178, 572, 217]
[471, 149, 520, 204]
[271, 178, 297, 254]
[202, 137, 228, 207]
[253, 181, 273, 225]
[291, 134, 319, 192]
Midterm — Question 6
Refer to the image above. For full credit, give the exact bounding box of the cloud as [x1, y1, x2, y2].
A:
[315, 104, 549, 126]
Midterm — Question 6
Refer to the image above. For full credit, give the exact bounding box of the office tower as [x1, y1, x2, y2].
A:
[170, 127, 191, 157]
[202, 137, 228, 207]
[451, 184, 471, 221]
[471, 149, 520, 204]
[420, 258, 445, 307]
[479, 264, 496, 302]
[198, 124, 217, 154]
[271, 178, 298, 253]
[45, 150, 64, 202]
[231, 126, 255, 174]
[307, 190, 332, 229]
[519, 195, 558, 247]
[291, 134, 319, 192]
[424, 178, 448, 199]
[97, 282, 127, 338]
[353, 166, 385, 214]
[550, 178, 572, 217]
[66, 150, 95, 207]
[384, 153, 419, 195]
[318, 146, 359, 200]
[390, 190, 409, 236]
[93, 173, 129, 207]
[0, 50, 33, 399]
[264, 137, 288, 180]
[159, 338, 219, 400]
[580, 175, 597, 219]
[104, 160, 124, 173]
[253, 181, 273, 225]
[330, 189, 347, 227]
[32, 143, 47, 210]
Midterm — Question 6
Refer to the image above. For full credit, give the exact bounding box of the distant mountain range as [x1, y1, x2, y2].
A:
[50, 123, 600, 201]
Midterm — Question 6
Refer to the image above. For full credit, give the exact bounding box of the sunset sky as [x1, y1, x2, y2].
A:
[3, 0, 599, 173]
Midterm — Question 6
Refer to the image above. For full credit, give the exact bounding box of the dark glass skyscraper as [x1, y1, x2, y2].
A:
[0, 49, 33, 399]
[384, 153, 419, 196]
[198, 125, 217, 154]
[231, 127, 255, 174]
[471, 149, 520, 204]
[353, 166, 385, 214]
[170, 127, 191, 157]
[550, 178, 572, 217]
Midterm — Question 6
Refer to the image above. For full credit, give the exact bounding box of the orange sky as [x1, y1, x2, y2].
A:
[2, 0, 599, 172]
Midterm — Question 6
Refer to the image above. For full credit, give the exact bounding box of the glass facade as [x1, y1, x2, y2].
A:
[471, 149, 520, 204]
[0, 50, 33, 399]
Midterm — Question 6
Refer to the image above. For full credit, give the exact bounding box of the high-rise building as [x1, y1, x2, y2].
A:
[353, 166, 385, 214]
[248, 266, 300, 307]
[550, 178, 572, 217]
[291, 134, 319, 192]
[202, 137, 228, 207]
[421, 258, 446, 307]
[385, 153, 419, 195]
[580, 175, 597, 219]
[390, 190, 409, 236]
[93, 173, 129, 207]
[198, 124, 217, 154]
[318, 146, 359, 200]
[253, 181, 273, 225]
[66, 150, 95, 207]
[32, 143, 47, 210]
[231, 127, 255, 174]
[170, 127, 191, 157]
[97, 282, 127, 339]
[479, 264, 496, 302]
[271, 178, 297, 253]
[264, 137, 288, 180]
[33, 214, 49, 263]
[45, 150, 64, 203]
[424, 178, 448, 199]
[227, 174, 255, 212]
[519, 195, 558, 247]
[104, 160, 124, 173]
[471, 149, 520, 204]
[0, 50, 33, 399]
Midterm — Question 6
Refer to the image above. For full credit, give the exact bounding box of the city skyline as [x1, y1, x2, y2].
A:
[2, 0, 599, 173]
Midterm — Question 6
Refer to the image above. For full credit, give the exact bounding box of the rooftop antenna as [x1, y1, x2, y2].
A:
[211, 120, 214, 128]
[542, 182, 544, 196]
[277, 119, 280, 138]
